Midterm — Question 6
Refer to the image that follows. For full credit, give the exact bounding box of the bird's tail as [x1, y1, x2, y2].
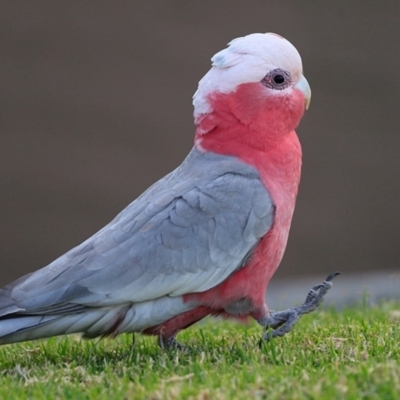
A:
[0, 306, 131, 345]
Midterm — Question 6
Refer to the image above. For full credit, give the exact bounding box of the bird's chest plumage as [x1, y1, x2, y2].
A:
[257, 134, 302, 272]
[242, 130, 302, 284]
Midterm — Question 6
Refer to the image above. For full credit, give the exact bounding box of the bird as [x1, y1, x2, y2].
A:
[0, 32, 338, 349]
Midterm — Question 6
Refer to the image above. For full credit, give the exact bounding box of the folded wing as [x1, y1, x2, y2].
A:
[0, 148, 274, 317]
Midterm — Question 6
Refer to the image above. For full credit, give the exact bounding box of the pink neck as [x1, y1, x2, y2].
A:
[194, 88, 303, 197]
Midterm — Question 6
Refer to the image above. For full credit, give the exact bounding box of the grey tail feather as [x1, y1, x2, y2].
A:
[0, 306, 130, 345]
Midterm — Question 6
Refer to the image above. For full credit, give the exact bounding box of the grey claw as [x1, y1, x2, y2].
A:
[302, 271, 341, 310]
[158, 335, 187, 350]
[325, 271, 341, 282]
[258, 272, 340, 342]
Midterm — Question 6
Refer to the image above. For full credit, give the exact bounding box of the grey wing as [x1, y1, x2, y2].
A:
[0, 149, 274, 315]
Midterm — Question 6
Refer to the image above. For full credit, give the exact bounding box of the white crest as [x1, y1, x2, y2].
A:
[193, 33, 304, 121]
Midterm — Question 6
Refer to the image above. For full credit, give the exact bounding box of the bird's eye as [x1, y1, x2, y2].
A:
[273, 74, 285, 85]
[262, 68, 291, 90]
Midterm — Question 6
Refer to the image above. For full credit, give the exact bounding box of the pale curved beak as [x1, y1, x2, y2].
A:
[294, 75, 311, 110]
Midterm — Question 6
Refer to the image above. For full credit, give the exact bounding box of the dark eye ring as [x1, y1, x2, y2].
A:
[262, 68, 291, 90]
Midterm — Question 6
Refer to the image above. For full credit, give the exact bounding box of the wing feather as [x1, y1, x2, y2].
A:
[0, 148, 274, 315]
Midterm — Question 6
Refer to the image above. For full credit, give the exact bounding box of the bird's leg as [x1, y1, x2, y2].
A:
[158, 333, 187, 350]
[257, 272, 340, 341]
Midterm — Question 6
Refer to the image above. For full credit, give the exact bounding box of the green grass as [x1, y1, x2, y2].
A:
[0, 302, 399, 399]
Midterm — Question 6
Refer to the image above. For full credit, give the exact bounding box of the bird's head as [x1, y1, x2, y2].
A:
[193, 33, 311, 144]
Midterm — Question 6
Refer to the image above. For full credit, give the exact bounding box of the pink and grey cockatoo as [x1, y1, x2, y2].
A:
[0, 33, 338, 349]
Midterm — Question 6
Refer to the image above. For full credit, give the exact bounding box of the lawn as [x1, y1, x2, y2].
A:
[0, 301, 399, 399]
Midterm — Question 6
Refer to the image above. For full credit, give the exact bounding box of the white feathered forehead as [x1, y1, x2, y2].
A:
[212, 33, 302, 71]
[193, 33, 303, 117]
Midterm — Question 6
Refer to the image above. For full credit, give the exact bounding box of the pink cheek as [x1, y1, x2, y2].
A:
[227, 83, 269, 123]
[288, 89, 307, 121]
[206, 83, 307, 133]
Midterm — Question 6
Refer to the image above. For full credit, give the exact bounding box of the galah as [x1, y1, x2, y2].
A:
[0, 33, 338, 349]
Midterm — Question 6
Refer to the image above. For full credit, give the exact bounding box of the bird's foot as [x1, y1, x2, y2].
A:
[257, 272, 340, 342]
[158, 334, 187, 351]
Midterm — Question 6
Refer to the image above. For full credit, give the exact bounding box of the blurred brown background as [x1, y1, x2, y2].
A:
[1, 1, 399, 289]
